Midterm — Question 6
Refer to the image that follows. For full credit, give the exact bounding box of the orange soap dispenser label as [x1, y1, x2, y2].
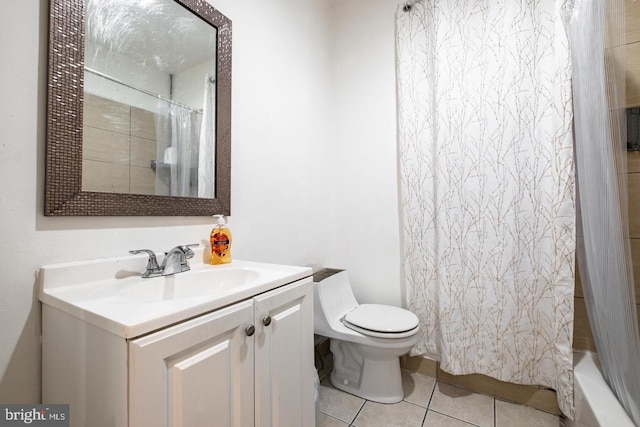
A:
[211, 231, 230, 257]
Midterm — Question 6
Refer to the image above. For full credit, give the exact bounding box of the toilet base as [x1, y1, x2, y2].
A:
[329, 339, 405, 403]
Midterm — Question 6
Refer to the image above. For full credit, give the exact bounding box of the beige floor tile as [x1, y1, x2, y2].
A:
[318, 412, 350, 427]
[429, 382, 494, 427]
[495, 400, 566, 427]
[352, 400, 427, 427]
[423, 410, 477, 426]
[319, 378, 365, 424]
[402, 370, 436, 408]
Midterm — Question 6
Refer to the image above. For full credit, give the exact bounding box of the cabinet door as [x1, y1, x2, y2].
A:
[129, 300, 254, 427]
[254, 279, 314, 427]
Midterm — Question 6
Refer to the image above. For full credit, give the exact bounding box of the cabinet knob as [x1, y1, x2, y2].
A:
[245, 325, 255, 336]
[262, 315, 272, 326]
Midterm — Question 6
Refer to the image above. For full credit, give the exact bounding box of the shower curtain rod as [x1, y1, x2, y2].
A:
[84, 66, 206, 114]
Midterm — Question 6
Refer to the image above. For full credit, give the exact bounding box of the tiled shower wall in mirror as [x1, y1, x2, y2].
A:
[82, 93, 161, 195]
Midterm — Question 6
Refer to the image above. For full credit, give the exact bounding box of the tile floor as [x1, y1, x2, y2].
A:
[317, 369, 567, 427]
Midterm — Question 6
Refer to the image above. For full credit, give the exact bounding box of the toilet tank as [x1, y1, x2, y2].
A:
[312, 269, 359, 333]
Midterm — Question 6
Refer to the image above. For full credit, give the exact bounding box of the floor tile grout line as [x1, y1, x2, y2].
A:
[396, 378, 436, 426]
[317, 371, 366, 425]
[418, 380, 438, 426]
[349, 398, 367, 425]
[494, 395, 497, 427]
[419, 407, 429, 426]
[347, 382, 439, 427]
[320, 365, 516, 427]
[318, 411, 349, 426]
[428, 380, 491, 427]
[319, 366, 563, 427]
[403, 398, 432, 411]
[426, 379, 437, 409]
[428, 409, 482, 427]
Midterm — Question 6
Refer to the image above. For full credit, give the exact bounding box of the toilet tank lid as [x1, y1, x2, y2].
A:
[343, 304, 419, 334]
[312, 268, 345, 282]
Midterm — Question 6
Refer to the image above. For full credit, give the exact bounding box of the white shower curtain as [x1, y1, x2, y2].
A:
[396, 0, 575, 416]
[565, 0, 640, 423]
[198, 74, 216, 199]
[155, 102, 202, 198]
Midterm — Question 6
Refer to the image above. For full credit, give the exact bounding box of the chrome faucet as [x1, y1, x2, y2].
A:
[130, 244, 198, 278]
[129, 249, 163, 278]
[160, 244, 198, 276]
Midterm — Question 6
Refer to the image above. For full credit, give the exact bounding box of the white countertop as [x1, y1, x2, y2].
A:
[38, 250, 312, 339]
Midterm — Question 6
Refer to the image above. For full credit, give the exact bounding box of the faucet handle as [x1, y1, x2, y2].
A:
[178, 244, 199, 258]
[129, 249, 163, 278]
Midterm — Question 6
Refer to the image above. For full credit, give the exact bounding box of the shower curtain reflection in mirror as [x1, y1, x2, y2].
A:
[155, 75, 216, 198]
[198, 74, 216, 199]
[154, 103, 201, 198]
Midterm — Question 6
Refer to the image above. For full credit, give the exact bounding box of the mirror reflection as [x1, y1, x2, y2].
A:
[83, 0, 218, 198]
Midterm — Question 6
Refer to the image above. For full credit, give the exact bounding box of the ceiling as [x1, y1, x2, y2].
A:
[85, 0, 217, 75]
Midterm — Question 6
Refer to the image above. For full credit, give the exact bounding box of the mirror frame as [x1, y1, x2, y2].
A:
[45, 0, 231, 216]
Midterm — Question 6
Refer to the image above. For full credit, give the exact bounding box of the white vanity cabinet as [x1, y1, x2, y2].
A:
[129, 279, 314, 427]
[129, 299, 255, 426]
[41, 262, 314, 427]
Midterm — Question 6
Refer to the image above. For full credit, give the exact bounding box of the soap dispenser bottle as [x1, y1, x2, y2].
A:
[210, 214, 232, 265]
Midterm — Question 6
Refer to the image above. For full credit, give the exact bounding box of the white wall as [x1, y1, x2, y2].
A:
[327, 0, 402, 306]
[211, 0, 336, 268]
[0, 0, 402, 402]
[173, 59, 216, 109]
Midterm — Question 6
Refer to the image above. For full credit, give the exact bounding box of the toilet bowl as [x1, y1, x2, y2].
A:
[313, 269, 419, 403]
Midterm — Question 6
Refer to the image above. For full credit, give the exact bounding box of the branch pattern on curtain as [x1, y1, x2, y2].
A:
[396, 0, 575, 416]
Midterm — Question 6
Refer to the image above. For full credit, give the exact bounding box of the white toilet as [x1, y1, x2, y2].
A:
[313, 269, 420, 403]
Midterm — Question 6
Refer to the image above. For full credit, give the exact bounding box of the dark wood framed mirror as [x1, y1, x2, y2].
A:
[45, 0, 231, 216]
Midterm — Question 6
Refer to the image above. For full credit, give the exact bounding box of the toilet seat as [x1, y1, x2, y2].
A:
[341, 304, 419, 338]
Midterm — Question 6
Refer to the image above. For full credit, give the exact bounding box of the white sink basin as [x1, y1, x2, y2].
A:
[116, 268, 261, 302]
[39, 250, 312, 338]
